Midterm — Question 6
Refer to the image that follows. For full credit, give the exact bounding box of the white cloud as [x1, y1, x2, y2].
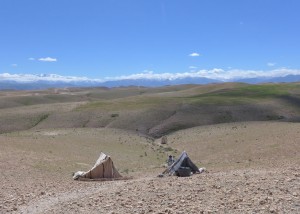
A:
[189, 66, 197, 69]
[11, 64, 18, 67]
[28, 57, 35, 61]
[267, 62, 276, 67]
[0, 73, 103, 83]
[1, 68, 300, 83]
[189, 52, 200, 57]
[38, 57, 57, 62]
[111, 68, 300, 81]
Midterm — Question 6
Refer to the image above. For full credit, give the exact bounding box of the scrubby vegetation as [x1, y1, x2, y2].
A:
[1, 83, 300, 137]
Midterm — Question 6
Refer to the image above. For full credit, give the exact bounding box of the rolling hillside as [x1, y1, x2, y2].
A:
[1, 82, 300, 137]
[1, 83, 300, 214]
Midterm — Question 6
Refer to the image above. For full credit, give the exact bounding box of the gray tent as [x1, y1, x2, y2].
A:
[162, 151, 200, 176]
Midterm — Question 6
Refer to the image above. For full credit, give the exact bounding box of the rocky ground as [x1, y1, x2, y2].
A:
[1, 121, 299, 213]
[1, 166, 299, 214]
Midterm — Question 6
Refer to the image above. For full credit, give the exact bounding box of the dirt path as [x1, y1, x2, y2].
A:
[18, 178, 152, 214]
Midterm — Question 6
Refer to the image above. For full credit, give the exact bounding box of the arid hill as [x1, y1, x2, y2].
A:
[0, 83, 299, 213]
[1, 83, 300, 138]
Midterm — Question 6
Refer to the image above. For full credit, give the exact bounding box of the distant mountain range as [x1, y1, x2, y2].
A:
[1, 75, 300, 90]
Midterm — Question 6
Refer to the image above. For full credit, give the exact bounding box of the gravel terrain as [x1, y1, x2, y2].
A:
[0, 121, 299, 213]
[0, 167, 298, 214]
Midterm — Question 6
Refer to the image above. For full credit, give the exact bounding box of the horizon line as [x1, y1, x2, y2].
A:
[0, 68, 300, 83]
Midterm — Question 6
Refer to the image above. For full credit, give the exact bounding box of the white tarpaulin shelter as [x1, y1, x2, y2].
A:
[73, 152, 122, 180]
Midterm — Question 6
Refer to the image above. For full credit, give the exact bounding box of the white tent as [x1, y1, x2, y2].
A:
[73, 152, 122, 180]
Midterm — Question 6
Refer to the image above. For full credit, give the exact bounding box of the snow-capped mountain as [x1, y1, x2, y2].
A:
[1, 73, 300, 90]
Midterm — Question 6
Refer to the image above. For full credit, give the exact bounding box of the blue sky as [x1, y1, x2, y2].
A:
[1, 0, 300, 82]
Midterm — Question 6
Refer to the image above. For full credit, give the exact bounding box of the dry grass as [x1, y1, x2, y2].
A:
[0, 128, 166, 177]
[1, 83, 300, 173]
[1, 116, 299, 213]
[1, 121, 299, 180]
[1, 83, 300, 138]
[168, 121, 300, 171]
